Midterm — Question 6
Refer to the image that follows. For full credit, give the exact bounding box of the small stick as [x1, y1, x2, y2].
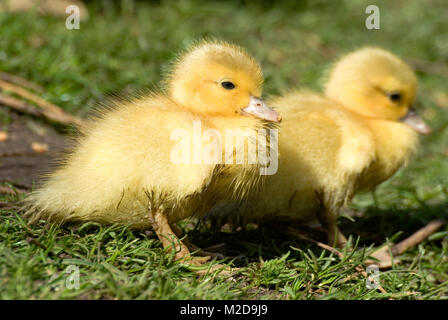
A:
[26, 237, 48, 251]
[0, 72, 43, 92]
[0, 185, 26, 195]
[25, 236, 57, 258]
[0, 80, 84, 127]
[0, 79, 61, 113]
[392, 219, 445, 255]
[367, 219, 445, 269]
[0, 93, 41, 116]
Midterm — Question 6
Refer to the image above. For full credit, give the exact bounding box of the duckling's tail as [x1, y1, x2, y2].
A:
[22, 195, 60, 226]
[21, 180, 77, 226]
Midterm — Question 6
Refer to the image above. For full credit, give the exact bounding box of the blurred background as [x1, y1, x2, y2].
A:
[0, 0, 447, 300]
[0, 0, 447, 211]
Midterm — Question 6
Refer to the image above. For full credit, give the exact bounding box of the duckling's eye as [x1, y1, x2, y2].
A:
[388, 92, 402, 103]
[221, 81, 235, 90]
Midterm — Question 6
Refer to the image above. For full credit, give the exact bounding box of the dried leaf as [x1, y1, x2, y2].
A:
[31, 142, 49, 153]
[0, 131, 8, 142]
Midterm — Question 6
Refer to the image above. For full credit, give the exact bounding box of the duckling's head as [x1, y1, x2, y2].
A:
[167, 41, 281, 122]
[325, 47, 431, 135]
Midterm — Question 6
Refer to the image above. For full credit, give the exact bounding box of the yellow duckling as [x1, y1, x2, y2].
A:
[236, 47, 431, 246]
[23, 40, 281, 263]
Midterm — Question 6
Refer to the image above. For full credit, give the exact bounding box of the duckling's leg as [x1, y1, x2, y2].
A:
[317, 210, 347, 248]
[315, 191, 348, 248]
[326, 220, 348, 248]
[149, 210, 188, 260]
[149, 209, 210, 265]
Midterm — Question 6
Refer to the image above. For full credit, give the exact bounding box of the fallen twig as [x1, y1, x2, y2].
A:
[26, 236, 56, 257]
[0, 185, 26, 195]
[392, 219, 445, 255]
[367, 219, 445, 269]
[0, 80, 84, 127]
[0, 93, 41, 116]
[0, 71, 43, 92]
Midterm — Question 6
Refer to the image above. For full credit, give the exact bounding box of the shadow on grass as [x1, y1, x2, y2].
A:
[15, 197, 447, 268]
[184, 201, 448, 266]
[340, 201, 448, 245]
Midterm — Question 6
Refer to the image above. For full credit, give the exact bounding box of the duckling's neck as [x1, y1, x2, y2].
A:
[363, 118, 418, 186]
[205, 114, 274, 165]
[205, 114, 276, 198]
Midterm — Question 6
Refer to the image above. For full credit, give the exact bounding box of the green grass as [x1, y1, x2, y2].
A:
[0, 0, 447, 299]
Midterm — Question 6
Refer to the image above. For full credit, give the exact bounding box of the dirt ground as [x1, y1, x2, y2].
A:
[0, 112, 67, 189]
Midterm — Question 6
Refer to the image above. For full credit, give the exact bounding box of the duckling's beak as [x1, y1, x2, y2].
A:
[241, 96, 282, 122]
[400, 108, 432, 135]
